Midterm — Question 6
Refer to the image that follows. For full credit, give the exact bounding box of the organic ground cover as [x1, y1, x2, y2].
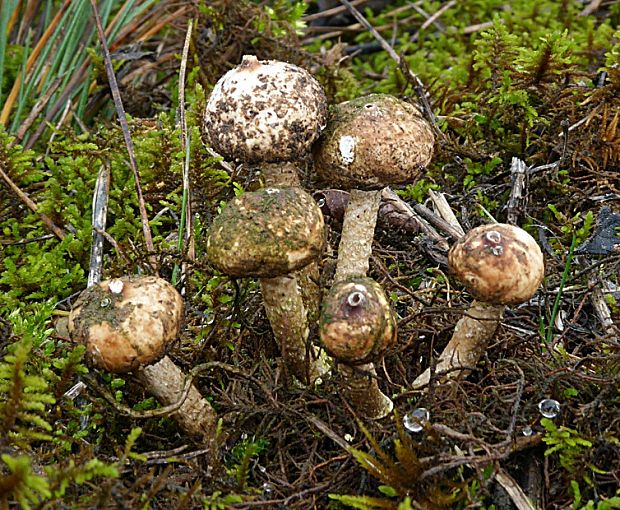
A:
[1, 1, 619, 508]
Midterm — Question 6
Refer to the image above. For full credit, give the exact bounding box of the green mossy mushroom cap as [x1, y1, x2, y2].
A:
[320, 277, 397, 365]
[206, 187, 325, 278]
[68, 276, 184, 373]
[313, 93, 435, 190]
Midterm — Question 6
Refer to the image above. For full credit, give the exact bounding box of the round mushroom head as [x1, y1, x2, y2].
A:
[204, 55, 328, 163]
[320, 277, 397, 365]
[448, 223, 544, 305]
[313, 93, 435, 190]
[68, 276, 184, 373]
[207, 187, 325, 279]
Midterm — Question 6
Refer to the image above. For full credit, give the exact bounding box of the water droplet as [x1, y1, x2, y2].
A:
[403, 408, 429, 433]
[100, 297, 111, 308]
[262, 482, 274, 494]
[538, 399, 560, 418]
[522, 425, 533, 436]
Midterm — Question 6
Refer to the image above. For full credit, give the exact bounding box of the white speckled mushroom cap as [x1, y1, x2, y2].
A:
[448, 223, 545, 305]
[68, 276, 184, 373]
[204, 55, 328, 163]
[313, 94, 435, 189]
[207, 187, 325, 278]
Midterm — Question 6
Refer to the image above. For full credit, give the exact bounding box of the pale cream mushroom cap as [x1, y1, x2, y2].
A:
[448, 223, 544, 305]
[68, 276, 183, 373]
[204, 55, 328, 163]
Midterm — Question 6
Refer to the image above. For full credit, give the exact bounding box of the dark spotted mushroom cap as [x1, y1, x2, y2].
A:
[448, 223, 545, 305]
[320, 277, 397, 365]
[313, 94, 435, 190]
[206, 187, 325, 279]
[204, 55, 328, 163]
[68, 276, 184, 373]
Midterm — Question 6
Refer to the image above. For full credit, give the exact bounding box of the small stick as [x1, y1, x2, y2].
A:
[428, 189, 465, 237]
[0, 160, 66, 240]
[90, 0, 157, 271]
[589, 277, 619, 344]
[88, 164, 110, 287]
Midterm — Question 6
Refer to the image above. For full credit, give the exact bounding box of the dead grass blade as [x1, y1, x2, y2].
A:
[89, 0, 157, 271]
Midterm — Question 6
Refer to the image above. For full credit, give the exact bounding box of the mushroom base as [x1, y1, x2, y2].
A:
[339, 363, 393, 420]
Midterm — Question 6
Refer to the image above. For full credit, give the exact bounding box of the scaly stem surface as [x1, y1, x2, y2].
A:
[411, 301, 504, 389]
[137, 355, 218, 440]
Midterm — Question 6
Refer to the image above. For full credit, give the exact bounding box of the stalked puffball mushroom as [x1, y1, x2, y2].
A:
[207, 187, 329, 383]
[320, 277, 396, 419]
[313, 94, 434, 415]
[69, 276, 217, 439]
[204, 55, 330, 384]
[204, 54, 327, 166]
[313, 93, 435, 281]
[412, 223, 545, 389]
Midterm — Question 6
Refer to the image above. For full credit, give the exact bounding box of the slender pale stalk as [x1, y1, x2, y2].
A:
[334, 189, 382, 281]
[411, 301, 504, 389]
[137, 356, 218, 440]
[257, 162, 331, 385]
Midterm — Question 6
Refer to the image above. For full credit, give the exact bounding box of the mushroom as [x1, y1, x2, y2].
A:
[412, 223, 545, 389]
[313, 93, 435, 282]
[206, 187, 329, 383]
[68, 276, 217, 439]
[204, 55, 330, 384]
[320, 277, 397, 419]
[312, 94, 434, 417]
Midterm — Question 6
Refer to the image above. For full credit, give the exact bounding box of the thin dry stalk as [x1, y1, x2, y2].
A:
[89, 0, 157, 271]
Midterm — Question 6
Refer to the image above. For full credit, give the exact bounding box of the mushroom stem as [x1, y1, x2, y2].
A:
[258, 162, 331, 385]
[411, 301, 504, 389]
[137, 355, 218, 440]
[340, 363, 393, 418]
[261, 275, 330, 384]
[330, 189, 392, 419]
[334, 189, 382, 281]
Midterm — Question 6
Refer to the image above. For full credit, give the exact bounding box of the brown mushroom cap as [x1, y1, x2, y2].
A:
[207, 187, 325, 278]
[204, 55, 328, 163]
[313, 94, 435, 190]
[320, 277, 397, 365]
[68, 276, 183, 373]
[448, 223, 544, 305]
